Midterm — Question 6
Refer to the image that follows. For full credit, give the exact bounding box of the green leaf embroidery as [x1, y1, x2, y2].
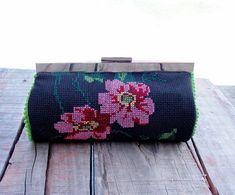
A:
[158, 128, 177, 140]
[84, 75, 94, 83]
[72, 74, 90, 104]
[117, 73, 127, 81]
[115, 72, 135, 82]
[84, 74, 103, 83]
[53, 72, 64, 113]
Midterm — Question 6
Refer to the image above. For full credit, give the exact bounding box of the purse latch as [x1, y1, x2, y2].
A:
[101, 57, 132, 63]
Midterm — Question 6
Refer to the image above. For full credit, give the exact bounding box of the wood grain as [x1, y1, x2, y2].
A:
[36, 63, 96, 72]
[93, 60, 208, 195]
[0, 129, 49, 195]
[94, 142, 211, 195]
[193, 79, 235, 194]
[97, 63, 161, 72]
[98, 62, 194, 72]
[0, 68, 91, 195]
[4, 67, 235, 194]
[45, 143, 90, 195]
[36, 62, 194, 72]
[0, 68, 34, 178]
[218, 85, 235, 107]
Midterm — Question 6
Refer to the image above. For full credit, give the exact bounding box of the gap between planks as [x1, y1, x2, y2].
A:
[0, 129, 49, 195]
[0, 68, 34, 179]
[0, 67, 223, 195]
[93, 142, 211, 195]
[189, 79, 235, 195]
[187, 140, 218, 195]
[0, 119, 25, 181]
[0, 130, 91, 195]
[1, 131, 212, 195]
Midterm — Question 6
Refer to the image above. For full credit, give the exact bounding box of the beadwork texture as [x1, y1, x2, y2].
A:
[25, 72, 197, 142]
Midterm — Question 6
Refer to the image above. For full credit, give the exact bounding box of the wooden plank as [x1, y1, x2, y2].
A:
[94, 61, 207, 194]
[45, 143, 91, 195]
[36, 62, 194, 72]
[97, 63, 161, 72]
[40, 61, 93, 195]
[192, 79, 235, 194]
[0, 70, 90, 194]
[0, 68, 34, 178]
[36, 63, 96, 72]
[187, 139, 218, 195]
[218, 85, 235, 107]
[0, 68, 91, 194]
[0, 129, 49, 195]
[99, 62, 194, 72]
[0, 68, 49, 194]
[161, 63, 194, 72]
[94, 142, 211, 195]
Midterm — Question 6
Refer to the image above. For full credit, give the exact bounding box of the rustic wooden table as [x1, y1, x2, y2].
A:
[0, 68, 235, 195]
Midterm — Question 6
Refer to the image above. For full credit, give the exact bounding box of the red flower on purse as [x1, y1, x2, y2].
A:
[54, 105, 111, 140]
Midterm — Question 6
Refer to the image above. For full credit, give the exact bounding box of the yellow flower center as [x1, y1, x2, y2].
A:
[117, 92, 136, 107]
[73, 120, 99, 131]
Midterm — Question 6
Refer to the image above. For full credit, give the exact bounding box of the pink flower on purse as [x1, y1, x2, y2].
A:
[98, 79, 155, 128]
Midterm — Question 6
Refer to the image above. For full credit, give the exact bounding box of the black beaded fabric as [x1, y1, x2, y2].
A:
[25, 72, 197, 142]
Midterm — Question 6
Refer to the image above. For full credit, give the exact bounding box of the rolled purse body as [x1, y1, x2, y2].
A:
[24, 62, 198, 142]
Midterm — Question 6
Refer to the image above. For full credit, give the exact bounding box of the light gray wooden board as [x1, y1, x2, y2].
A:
[36, 63, 97, 73]
[36, 62, 194, 73]
[45, 143, 90, 195]
[94, 62, 209, 195]
[218, 85, 235, 107]
[0, 68, 34, 178]
[0, 129, 49, 195]
[94, 142, 211, 195]
[3, 67, 231, 194]
[98, 62, 194, 72]
[0, 68, 48, 194]
[0, 68, 91, 195]
[192, 79, 235, 195]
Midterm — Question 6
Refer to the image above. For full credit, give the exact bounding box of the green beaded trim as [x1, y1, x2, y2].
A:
[191, 72, 199, 136]
[23, 74, 37, 141]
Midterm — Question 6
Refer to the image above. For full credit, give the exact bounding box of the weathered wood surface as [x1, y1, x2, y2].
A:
[218, 85, 235, 107]
[36, 63, 97, 73]
[94, 142, 210, 195]
[36, 62, 194, 73]
[2, 67, 235, 194]
[0, 68, 91, 195]
[0, 69, 34, 179]
[0, 137, 90, 195]
[93, 64, 209, 195]
[193, 79, 235, 195]
[0, 129, 49, 195]
[46, 143, 90, 195]
[97, 63, 161, 72]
